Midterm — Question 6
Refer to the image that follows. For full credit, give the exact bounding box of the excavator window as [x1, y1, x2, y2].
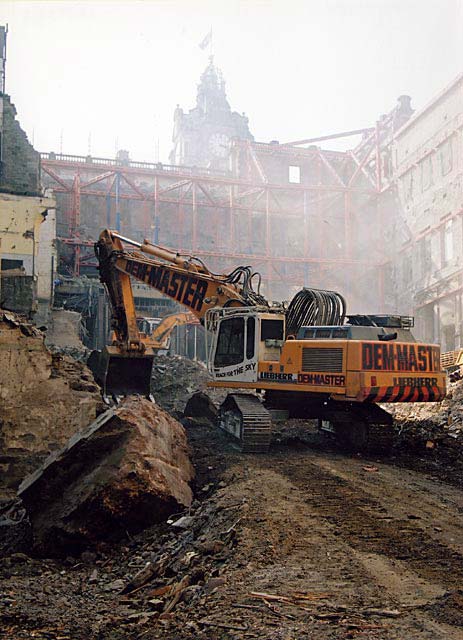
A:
[261, 319, 284, 341]
[246, 317, 255, 359]
[214, 317, 245, 367]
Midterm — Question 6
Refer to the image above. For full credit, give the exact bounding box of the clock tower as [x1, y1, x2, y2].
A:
[170, 58, 253, 170]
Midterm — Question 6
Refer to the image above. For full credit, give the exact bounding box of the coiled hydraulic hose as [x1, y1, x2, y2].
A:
[285, 288, 346, 338]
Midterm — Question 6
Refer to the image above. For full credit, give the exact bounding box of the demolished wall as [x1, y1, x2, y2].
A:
[0, 272, 34, 314]
[0, 94, 41, 196]
[0, 192, 57, 319]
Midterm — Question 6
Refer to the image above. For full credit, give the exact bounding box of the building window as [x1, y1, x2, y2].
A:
[439, 139, 453, 176]
[421, 155, 433, 191]
[403, 169, 414, 203]
[1, 258, 24, 271]
[289, 165, 301, 184]
[402, 252, 412, 288]
[418, 235, 431, 279]
[441, 219, 454, 266]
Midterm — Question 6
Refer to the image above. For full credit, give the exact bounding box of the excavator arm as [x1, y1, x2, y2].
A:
[90, 229, 267, 396]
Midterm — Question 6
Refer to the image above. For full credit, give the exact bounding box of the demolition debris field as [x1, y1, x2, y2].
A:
[1, 314, 463, 639]
[2, 420, 463, 639]
[2, 363, 463, 638]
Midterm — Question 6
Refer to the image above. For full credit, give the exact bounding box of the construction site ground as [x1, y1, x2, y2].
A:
[2, 414, 463, 640]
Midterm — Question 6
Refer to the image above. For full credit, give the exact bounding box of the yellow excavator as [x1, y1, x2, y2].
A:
[137, 311, 199, 352]
[90, 229, 446, 452]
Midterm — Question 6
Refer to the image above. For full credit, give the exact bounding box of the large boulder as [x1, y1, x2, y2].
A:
[18, 397, 194, 556]
[184, 391, 218, 423]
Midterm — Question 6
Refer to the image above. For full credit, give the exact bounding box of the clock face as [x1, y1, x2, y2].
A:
[209, 133, 230, 158]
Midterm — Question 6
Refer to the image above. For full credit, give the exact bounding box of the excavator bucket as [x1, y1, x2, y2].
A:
[88, 346, 155, 398]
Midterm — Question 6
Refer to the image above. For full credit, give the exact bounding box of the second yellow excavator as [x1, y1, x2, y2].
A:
[137, 311, 199, 352]
[90, 229, 446, 452]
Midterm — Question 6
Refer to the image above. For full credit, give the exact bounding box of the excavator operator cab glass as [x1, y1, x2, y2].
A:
[213, 314, 258, 369]
[261, 319, 284, 341]
[246, 317, 255, 359]
[214, 317, 245, 367]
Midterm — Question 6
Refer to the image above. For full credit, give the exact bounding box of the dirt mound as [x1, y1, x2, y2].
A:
[18, 397, 194, 556]
[0, 310, 102, 499]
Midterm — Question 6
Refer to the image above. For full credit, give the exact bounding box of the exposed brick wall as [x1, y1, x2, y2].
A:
[0, 94, 41, 196]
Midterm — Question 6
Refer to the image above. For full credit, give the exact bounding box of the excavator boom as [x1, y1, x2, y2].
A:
[92, 229, 267, 397]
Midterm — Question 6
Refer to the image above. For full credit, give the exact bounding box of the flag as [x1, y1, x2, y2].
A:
[199, 28, 212, 50]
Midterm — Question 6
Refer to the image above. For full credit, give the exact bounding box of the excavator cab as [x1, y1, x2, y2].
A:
[88, 346, 155, 399]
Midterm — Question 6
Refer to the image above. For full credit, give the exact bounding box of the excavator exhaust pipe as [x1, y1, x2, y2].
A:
[88, 346, 155, 398]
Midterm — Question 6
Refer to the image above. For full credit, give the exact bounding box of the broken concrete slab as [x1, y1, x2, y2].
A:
[18, 397, 194, 556]
[151, 355, 226, 416]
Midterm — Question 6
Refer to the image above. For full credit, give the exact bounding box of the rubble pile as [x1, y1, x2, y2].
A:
[45, 308, 90, 362]
[390, 378, 463, 456]
[0, 311, 101, 498]
[0, 419, 239, 640]
[184, 391, 218, 424]
[0, 484, 239, 639]
[151, 355, 226, 416]
[17, 397, 194, 556]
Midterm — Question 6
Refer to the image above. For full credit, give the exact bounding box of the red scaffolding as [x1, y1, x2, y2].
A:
[41, 119, 394, 308]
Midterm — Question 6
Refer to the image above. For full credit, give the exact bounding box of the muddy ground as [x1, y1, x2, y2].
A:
[1, 414, 463, 640]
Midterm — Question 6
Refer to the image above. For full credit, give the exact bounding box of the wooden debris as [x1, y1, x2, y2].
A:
[249, 590, 330, 607]
[250, 591, 292, 603]
[199, 619, 248, 631]
[292, 591, 331, 601]
[123, 535, 193, 595]
[147, 584, 173, 598]
[312, 612, 343, 620]
[163, 575, 190, 614]
[263, 598, 295, 620]
[363, 608, 402, 618]
[344, 622, 389, 630]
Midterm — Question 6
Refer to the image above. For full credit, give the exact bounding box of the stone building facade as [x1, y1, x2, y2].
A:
[386, 74, 463, 349]
[169, 59, 253, 170]
[0, 27, 56, 320]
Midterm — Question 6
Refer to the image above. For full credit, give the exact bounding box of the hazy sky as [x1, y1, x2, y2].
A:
[3, 0, 463, 162]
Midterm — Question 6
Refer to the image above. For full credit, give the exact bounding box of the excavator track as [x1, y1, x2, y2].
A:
[265, 391, 395, 455]
[319, 401, 394, 454]
[218, 393, 272, 453]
